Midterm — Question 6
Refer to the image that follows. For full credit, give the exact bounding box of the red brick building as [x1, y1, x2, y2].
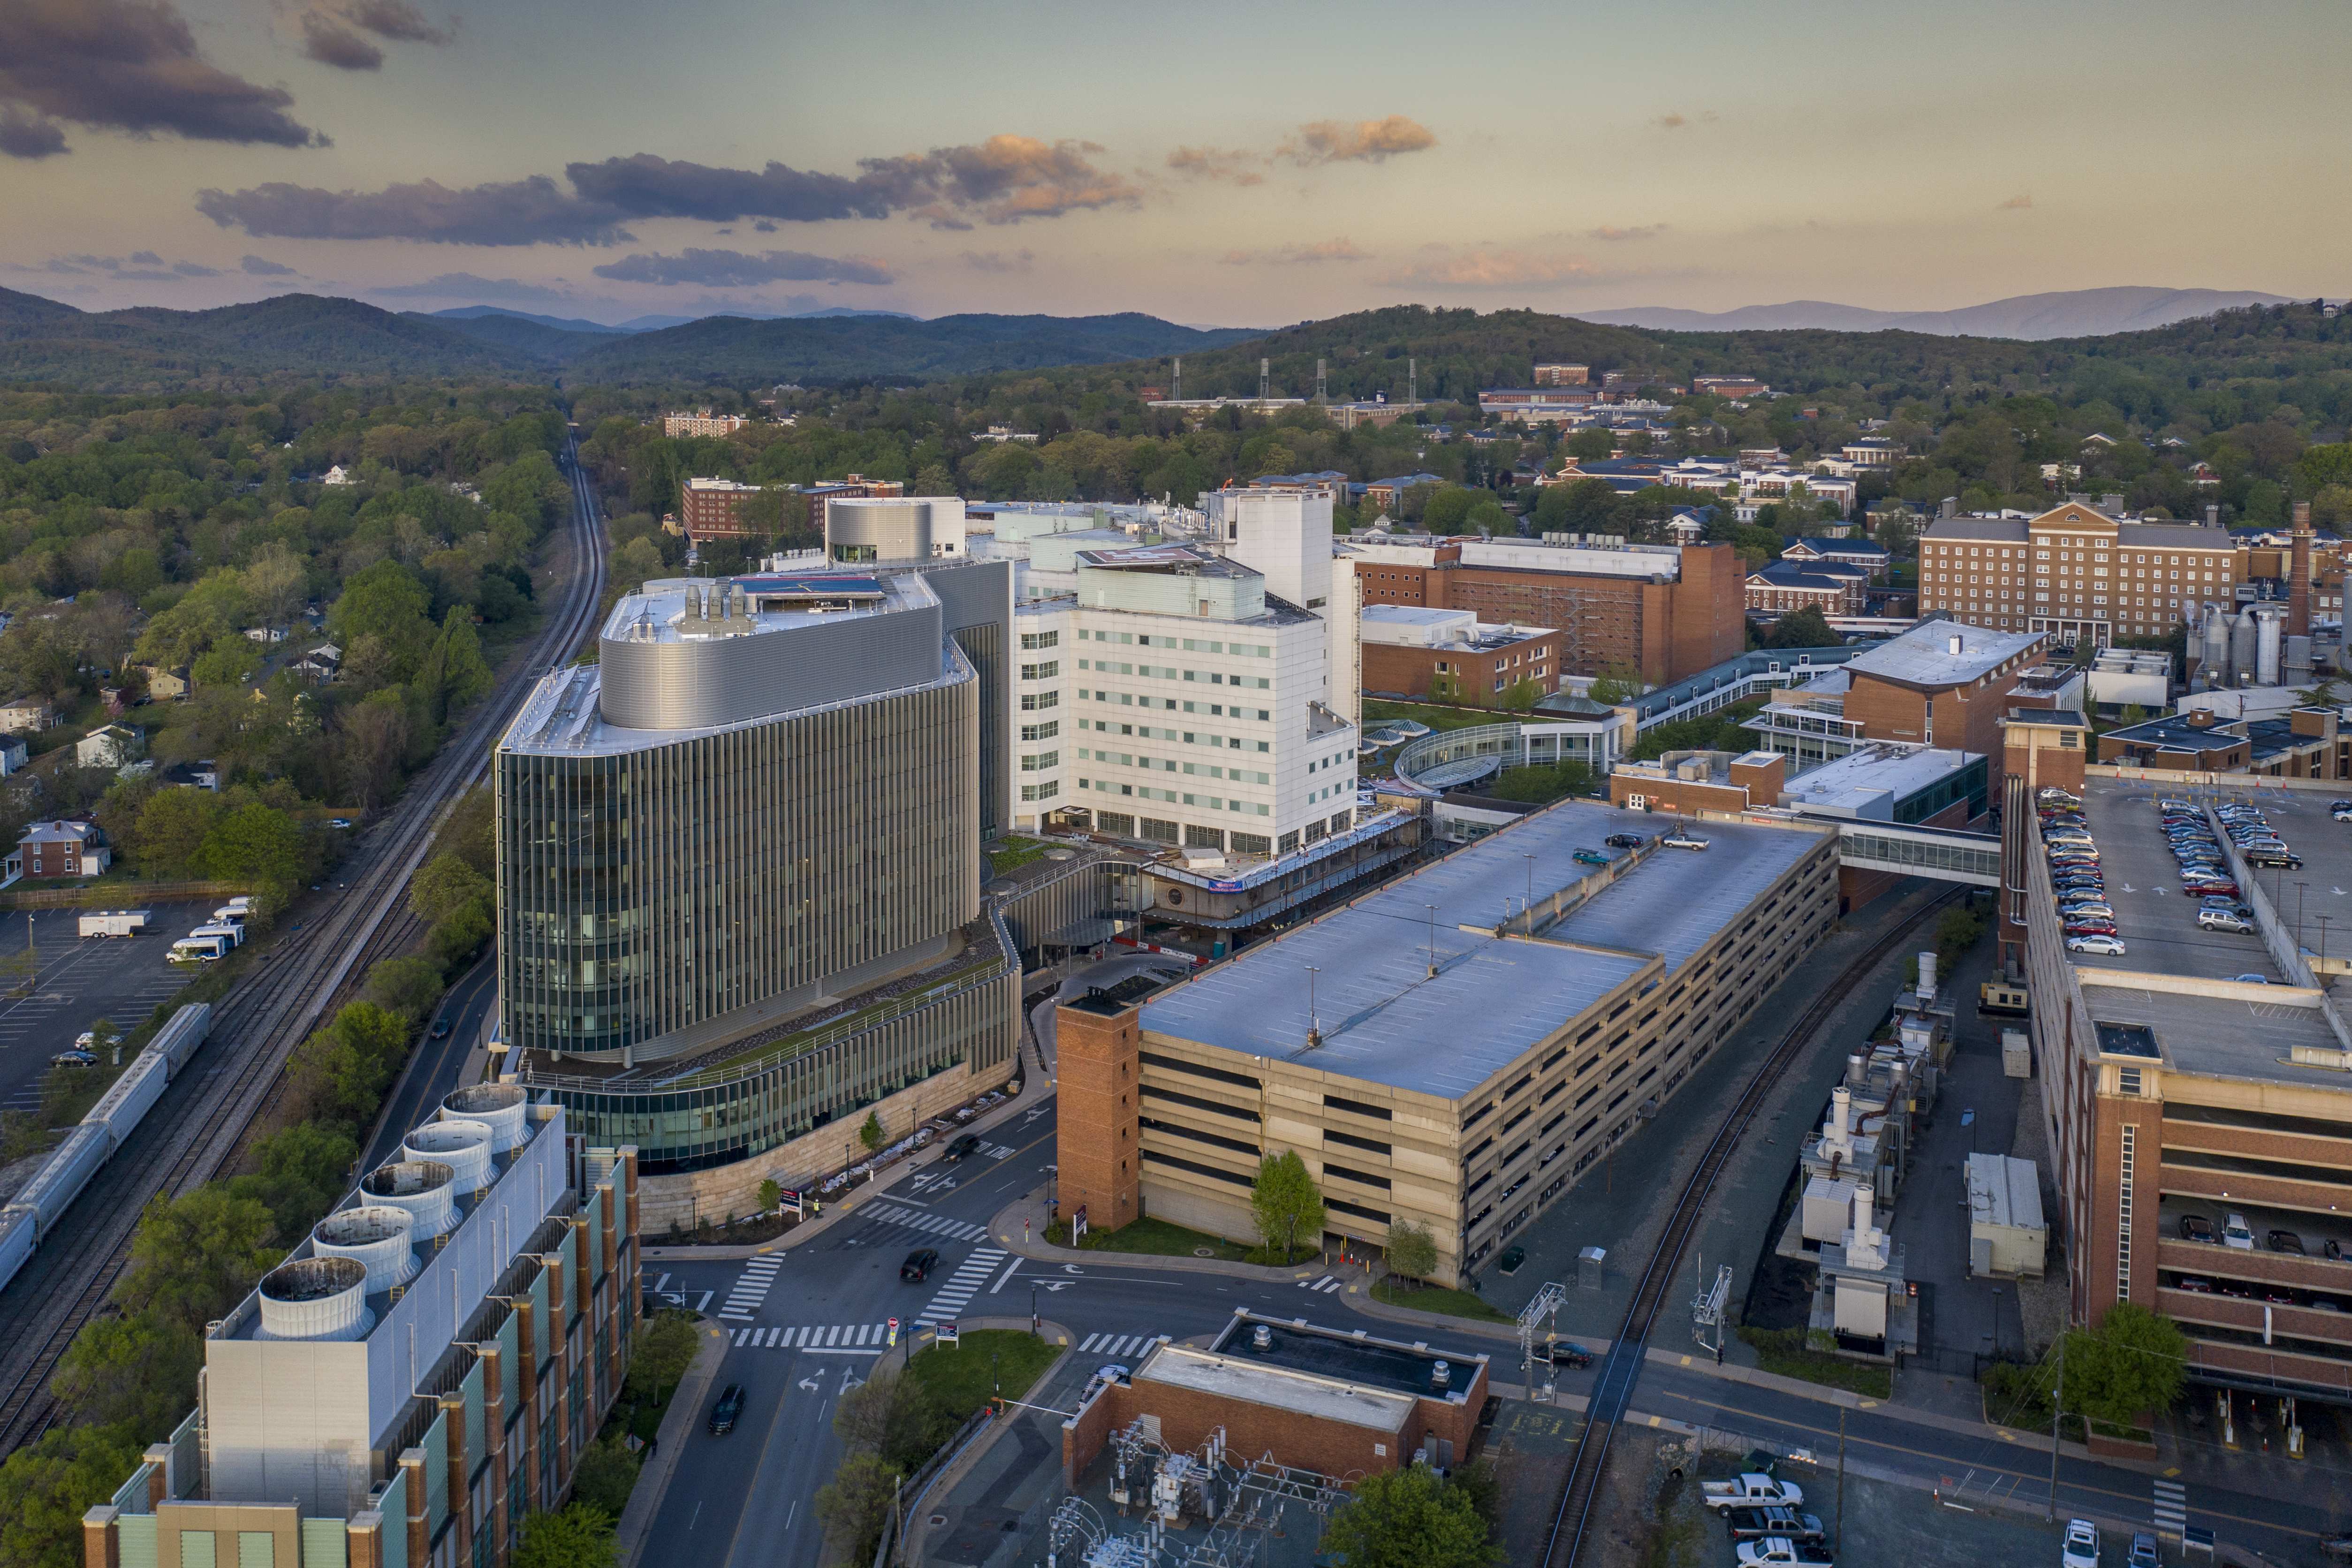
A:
[12, 819, 106, 879]
[1347, 539, 1746, 684]
[1839, 619, 2045, 759]
[676, 477, 764, 541]
[1358, 606, 1563, 705]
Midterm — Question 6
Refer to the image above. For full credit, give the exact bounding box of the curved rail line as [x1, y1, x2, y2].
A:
[0, 432, 607, 1455]
[1540, 886, 1963, 1568]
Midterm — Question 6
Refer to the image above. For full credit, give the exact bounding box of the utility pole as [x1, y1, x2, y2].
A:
[1836, 1407, 1846, 1551]
[2046, 1333, 2064, 1522]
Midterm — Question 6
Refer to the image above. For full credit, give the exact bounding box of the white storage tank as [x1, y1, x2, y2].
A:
[402, 1120, 493, 1189]
[255, 1257, 374, 1341]
[312, 1206, 419, 1292]
[2256, 608, 2284, 687]
[359, 1159, 457, 1239]
[442, 1083, 528, 1152]
[2231, 612, 2258, 685]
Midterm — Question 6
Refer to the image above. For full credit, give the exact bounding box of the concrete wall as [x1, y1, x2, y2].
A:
[635, 1053, 1018, 1234]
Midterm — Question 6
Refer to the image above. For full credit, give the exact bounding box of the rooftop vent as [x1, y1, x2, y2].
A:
[442, 1082, 528, 1152]
[312, 1206, 420, 1292]
[359, 1158, 457, 1238]
[1947, 634, 1965, 655]
[256, 1256, 373, 1341]
[402, 1119, 493, 1189]
[1431, 1359, 1452, 1391]
[1252, 1324, 1273, 1350]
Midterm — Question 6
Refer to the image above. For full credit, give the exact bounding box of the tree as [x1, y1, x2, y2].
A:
[569, 1439, 641, 1518]
[410, 852, 493, 927]
[1249, 1150, 1324, 1262]
[363, 954, 447, 1021]
[0, 1424, 146, 1568]
[131, 787, 225, 878]
[1384, 1219, 1439, 1285]
[512, 1504, 617, 1568]
[231, 1120, 361, 1242]
[858, 1110, 885, 1153]
[422, 608, 493, 722]
[190, 634, 262, 691]
[327, 559, 436, 682]
[120, 1187, 281, 1335]
[191, 802, 306, 897]
[625, 1312, 704, 1408]
[50, 1310, 201, 1436]
[2064, 1303, 2187, 1432]
[1586, 659, 1642, 706]
[815, 1452, 901, 1564]
[1765, 605, 1836, 648]
[758, 1177, 782, 1212]
[1321, 1465, 1502, 1568]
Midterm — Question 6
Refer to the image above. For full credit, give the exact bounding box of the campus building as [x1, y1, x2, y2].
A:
[1358, 606, 1563, 707]
[1342, 533, 1745, 685]
[1055, 801, 1841, 1282]
[83, 1091, 637, 1568]
[1916, 500, 2240, 646]
[495, 565, 1020, 1224]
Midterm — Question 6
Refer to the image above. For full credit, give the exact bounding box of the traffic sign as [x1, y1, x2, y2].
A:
[939, 1321, 960, 1346]
[887, 1318, 899, 1347]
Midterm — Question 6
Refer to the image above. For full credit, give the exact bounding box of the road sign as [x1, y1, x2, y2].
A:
[939, 1321, 960, 1346]
[1073, 1203, 1089, 1243]
[887, 1318, 899, 1347]
[776, 1187, 804, 1217]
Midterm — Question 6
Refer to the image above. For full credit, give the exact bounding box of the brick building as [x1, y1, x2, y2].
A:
[2095, 704, 2352, 778]
[676, 477, 765, 541]
[1358, 606, 1563, 705]
[13, 819, 107, 879]
[1344, 536, 1746, 684]
[1837, 619, 2045, 760]
[662, 410, 747, 438]
[1532, 363, 1589, 386]
[1745, 559, 1867, 617]
[1916, 500, 2239, 646]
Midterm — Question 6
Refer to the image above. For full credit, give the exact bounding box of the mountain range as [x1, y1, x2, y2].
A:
[1579, 287, 2303, 340]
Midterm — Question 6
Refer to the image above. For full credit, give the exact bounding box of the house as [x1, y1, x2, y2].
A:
[2079, 433, 2118, 452]
[160, 758, 220, 791]
[1667, 507, 1714, 545]
[1782, 538, 1892, 578]
[11, 818, 108, 879]
[0, 697, 54, 735]
[137, 665, 190, 701]
[240, 626, 289, 645]
[1745, 559, 1868, 616]
[1360, 473, 1445, 511]
[320, 464, 355, 486]
[292, 644, 341, 682]
[76, 724, 144, 770]
[0, 736, 24, 776]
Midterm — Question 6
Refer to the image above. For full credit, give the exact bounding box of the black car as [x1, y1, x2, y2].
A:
[2179, 1214, 2217, 1243]
[901, 1247, 941, 1281]
[1604, 833, 1645, 849]
[1533, 1341, 1592, 1369]
[430, 1018, 453, 1039]
[944, 1133, 984, 1160]
[2270, 1229, 2307, 1255]
[707, 1383, 746, 1435]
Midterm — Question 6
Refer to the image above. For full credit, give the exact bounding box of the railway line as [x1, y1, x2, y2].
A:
[0, 432, 607, 1455]
[1540, 887, 1963, 1568]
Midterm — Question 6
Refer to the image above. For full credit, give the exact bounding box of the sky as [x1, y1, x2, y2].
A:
[2, 0, 2347, 328]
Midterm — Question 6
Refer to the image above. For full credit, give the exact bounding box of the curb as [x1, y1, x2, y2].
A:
[981, 1193, 1359, 1285]
[615, 1319, 729, 1568]
[895, 1318, 1076, 1567]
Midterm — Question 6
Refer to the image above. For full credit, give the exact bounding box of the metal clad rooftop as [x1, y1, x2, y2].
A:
[1140, 803, 1827, 1100]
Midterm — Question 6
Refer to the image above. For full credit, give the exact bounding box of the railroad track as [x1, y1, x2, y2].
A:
[1540, 886, 1963, 1568]
[0, 432, 607, 1455]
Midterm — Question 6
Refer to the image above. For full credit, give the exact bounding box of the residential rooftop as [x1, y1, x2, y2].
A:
[1139, 802, 1826, 1101]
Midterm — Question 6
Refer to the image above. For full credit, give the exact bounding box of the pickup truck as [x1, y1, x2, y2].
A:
[1702, 1475, 1806, 1511]
[1735, 1539, 1833, 1568]
[1722, 1507, 1826, 1543]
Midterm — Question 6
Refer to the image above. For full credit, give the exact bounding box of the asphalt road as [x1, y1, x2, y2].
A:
[362, 954, 498, 1171]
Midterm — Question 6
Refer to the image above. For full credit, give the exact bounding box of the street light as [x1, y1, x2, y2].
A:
[1524, 853, 1536, 916]
[1426, 904, 1439, 977]
[1305, 965, 1321, 1038]
[2297, 881, 2310, 948]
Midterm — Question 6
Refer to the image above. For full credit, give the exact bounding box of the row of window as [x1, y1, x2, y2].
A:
[1078, 629, 1272, 657]
[1076, 778, 1272, 814]
[1078, 748, 1273, 784]
[1079, 659, 1273, 689]
[1086, 718, 1271, 752]
[1082, 687, 1273, 720]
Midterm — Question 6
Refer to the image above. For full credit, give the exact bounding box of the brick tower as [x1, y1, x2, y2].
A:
[1055, 988, 1144, 1235]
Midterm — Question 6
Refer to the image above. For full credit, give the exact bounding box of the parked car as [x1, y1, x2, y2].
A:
[1604, 833, 1645, 848]
[2180, 1214, 2217, 1243]
[2067, 935, 2126, 955]
[2223, 1213, 2256, 1250]
[707, 1383, 747, 1435]
[1722, 1507, 1828, 1544]
[2062, 1518, 2101, 1568]
[2250, 852, 2305, 869]
[2174, 1276, 2215, 1293]
[329, 817, 352, 829]
[49, 1049, 97, 1067]
[900, 1247, 941, 1281]
[1735, 1540, 1833, 1568]
[2197, 909, 2254, 933]
[1662, 831, 1710, 851]
[2129, 1532, 2160, 1568]
[2270, 1229, 2308, 1255]
[1572, 848, 1611, 867]
[2231, 973, 2271, 985]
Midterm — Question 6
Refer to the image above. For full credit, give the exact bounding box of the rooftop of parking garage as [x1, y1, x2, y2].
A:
[2059, 777, 2352, 1088]
[1138, 802, 1828, 1103]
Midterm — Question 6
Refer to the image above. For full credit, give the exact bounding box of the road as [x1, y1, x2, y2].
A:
[361, 954, 498, 1170]
[637, 1084, 2337, 1568]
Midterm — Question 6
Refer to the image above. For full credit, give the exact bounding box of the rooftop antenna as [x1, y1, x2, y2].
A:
[1425, 903, 1439, 978]
[1316, 357, 1328, 402]
[1259, 356, 1271, 404]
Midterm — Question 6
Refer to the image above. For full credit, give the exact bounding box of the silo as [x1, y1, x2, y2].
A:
[2256, 608, 2284, 686]
[2231, 611, 2258, 685]
[2201, 606, 2230, 682]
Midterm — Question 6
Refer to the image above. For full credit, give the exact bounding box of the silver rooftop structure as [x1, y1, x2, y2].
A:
[1141, 804, 1826, 1101]
[1842, 619, 2043, 689]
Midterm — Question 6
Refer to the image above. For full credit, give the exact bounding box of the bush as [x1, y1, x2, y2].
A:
[569, 1439, 640, 1518]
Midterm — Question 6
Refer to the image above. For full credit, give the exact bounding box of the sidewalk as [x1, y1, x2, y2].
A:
[615, 1319, 729, 1568]
[641, 1077, 1046, 1264]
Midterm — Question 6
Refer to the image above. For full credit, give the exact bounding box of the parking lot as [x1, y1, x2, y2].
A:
[2056, 778, 2352, 983]
[0, 902, 213, 1119]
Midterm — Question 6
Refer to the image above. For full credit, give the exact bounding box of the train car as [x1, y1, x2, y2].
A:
[1980, 979, 2030, 1016]
[150, 1003, 212, 1075]
[83, 1051, 167, 1144]
[13, 1124, 110, 1238]
[0, 1208, 33, 1294]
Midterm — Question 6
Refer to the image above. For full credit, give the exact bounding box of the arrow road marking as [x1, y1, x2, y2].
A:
[798, 1372, 823, 1393]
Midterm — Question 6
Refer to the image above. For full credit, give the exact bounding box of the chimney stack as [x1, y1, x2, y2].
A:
[2291, 500, 2314, 638]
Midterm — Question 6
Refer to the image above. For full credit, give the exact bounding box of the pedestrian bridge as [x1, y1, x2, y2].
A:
[1835, 821, 2003, 886]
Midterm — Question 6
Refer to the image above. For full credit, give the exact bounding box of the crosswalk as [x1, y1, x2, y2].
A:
[1077, 1332, 1167, 1359]
[860, 1203, 991, 1243]
[2152, 1477, 2186, 1535]
[912, 1247, 1006, 1325]
[730, 1323, 896, 1352]
[1297, 1274, 1344, 1294]
[717, 1255, 780, 1322]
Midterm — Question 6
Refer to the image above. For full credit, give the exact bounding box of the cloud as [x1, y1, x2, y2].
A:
[1166, 146, 1264, 186]
[203, 135, 1143, 247]
[1220, 237, 1369, 266]
[23, 250, 217, 281]
[240, 254, 297, 275]
[129, 250, 162, 265]
[198, 175, 635, 245]
[958, 249, 1033, 273]
[341, 0, 451, 43]
[1654, 113, 1688, 130]
[1997, 193, 2033, 210]
[1587, 224, 1665, 242]
[171, 259, 220, 276]
[300, 16, 383, 70]
[856, 135, 1144, 226]
[1278, 116, 1435, 166]
[0, 108, 68, 158]
[590, 248, 893, 287]
[1381, 248, 1599, 288]
[0, 0, 326, 157]
[370, 272, 580, 303]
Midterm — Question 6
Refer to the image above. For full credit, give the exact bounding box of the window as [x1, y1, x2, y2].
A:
[1020, 630, 1060, 650]
[1020, 720, 1059, 741]
[2117, 1124, 2136, 1300]
[1020, 690, 1059, 711]
[1020, 661, 1059, 681]
[1020, 780, 1060, 801]
[1019, 751, 1058, 771]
